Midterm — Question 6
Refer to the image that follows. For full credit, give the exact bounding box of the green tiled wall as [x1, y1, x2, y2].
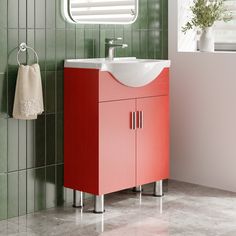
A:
[0, 0, 168, 220]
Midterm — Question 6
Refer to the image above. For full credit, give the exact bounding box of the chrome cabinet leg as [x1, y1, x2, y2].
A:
[73, 190, 83, 208]
[133, 185, 142, 192]
[94, 195, 105, 214]
[153, 180, 164, 197]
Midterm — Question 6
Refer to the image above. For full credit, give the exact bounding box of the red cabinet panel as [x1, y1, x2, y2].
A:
[99, 69, 169, 102]
[136, 96, 169, 185]
[64, 72, 99, 194]
[64, 67, 169, 102]
[99, 100, 136, 194]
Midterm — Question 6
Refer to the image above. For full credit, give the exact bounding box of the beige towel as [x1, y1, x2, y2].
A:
[13, 64, 44, 120]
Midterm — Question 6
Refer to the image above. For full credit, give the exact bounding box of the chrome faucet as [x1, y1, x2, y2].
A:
[105, 37, 128, 60]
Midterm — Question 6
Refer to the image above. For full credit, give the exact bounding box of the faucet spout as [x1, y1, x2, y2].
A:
[105, 38, 128, 60]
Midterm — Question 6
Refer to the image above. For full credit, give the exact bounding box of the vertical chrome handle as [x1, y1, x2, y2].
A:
[131, 112, 136, 130]
[139, 111, 144, 129]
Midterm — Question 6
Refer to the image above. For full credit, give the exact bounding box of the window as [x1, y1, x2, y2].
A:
[215, 0, 236, 50]
[64, 0, 139, 25]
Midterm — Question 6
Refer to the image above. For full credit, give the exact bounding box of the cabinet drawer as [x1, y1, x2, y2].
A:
[99, 68, 169, 102]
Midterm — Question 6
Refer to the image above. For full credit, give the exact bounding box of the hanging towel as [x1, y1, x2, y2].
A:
[13, 64, 44, 120]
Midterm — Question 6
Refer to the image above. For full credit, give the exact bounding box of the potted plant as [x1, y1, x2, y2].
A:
[182, 0, 232, 52]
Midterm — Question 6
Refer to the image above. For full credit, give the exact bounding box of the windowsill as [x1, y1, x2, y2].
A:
[178, 50, 236, 54]
[178, 43, 236, 54]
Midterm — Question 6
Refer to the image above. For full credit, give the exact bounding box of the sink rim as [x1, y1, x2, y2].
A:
[64, 57, 171, 69]
[64, 57, 171, 88]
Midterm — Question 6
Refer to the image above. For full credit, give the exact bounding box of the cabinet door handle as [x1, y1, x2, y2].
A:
[139, 111, 144, 129]
[131, 112, 136, 130]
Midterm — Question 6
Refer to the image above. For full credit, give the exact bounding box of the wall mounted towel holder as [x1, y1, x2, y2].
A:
[17, 42, 39, 66]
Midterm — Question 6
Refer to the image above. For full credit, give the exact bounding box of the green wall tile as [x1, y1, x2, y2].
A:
[140, 30, 148, 59]
[66, 30, 76, 59]
[18, 29, 27, 65]
[56, 0, 65, 29]
[26, 120, 35, 169]
[56, 30, 66, 70]
[46, 114, 56, 165]
[35, 29, 46, 70]
[0, 74, 7, 115]
[0, 118, 7, 173]
[114, 28, 125, 57]
[0, 173, 7, 220]
[7, 172, 18, 218]
[162, 30, 168, 59]
[35, 0, 46, 29]
[56, 113, 64, 164]
[0, 29, 7, 73]
[46, 71, 56, 114]
[46, 0, 56, 29]
[0, 0, 7, 29]
[56, 71, 64, 113]
[35, 115, 45, 167]
[46, 166, 56, 208]
[56, 164, 64, 206]
[7, 29, 18, 72]
[7, 75, 17, 116]
[163, 0, 168, 30]
[84, 31, 93, 58]
[27, 169, 35, 213]
[132, 30, 140, 58]
[8, 0, 18, 29]
[66, 19, 76, 30]
[46, 29, 56, 71]
[93, 29, 100, 58]
[19, 120, 27, 170]
[19, 170, 27, 216]
[148, 30, 162, 59]
[34, 167, 46, 211]
[27, 0, 35, 29]
[7, 119, 18, 172]
[148, 0, 162, 29]
[26, 30, 36, 65]
[19, 0, 27, 29]
[99, 30, 106, 58]
[123, 29, 132, 57]
[139, 0, 148, 29]
[41, 72, 46, 111]
[76, 28, 85, 58]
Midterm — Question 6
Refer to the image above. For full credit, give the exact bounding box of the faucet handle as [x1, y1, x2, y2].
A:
[105, 37, 123, 44]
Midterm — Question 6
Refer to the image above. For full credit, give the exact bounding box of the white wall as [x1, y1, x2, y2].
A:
[169, 0, 236, 192]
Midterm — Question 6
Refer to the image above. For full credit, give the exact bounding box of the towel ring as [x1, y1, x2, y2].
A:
[17, 42, 39, 66]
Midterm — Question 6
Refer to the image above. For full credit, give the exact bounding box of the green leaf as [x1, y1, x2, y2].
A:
[182, 0, 232, 33]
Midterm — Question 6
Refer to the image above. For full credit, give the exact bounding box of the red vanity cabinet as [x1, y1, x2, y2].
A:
[64, 67, 169, 196]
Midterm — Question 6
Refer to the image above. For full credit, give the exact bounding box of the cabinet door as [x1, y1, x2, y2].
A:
[99, 100, 136, 194]
[136, 96, 169, 185]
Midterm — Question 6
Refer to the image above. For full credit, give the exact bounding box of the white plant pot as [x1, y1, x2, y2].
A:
[199, 27, 215, 52]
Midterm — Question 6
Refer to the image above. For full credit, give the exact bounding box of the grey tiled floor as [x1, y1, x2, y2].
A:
[1, 180, 236, 236]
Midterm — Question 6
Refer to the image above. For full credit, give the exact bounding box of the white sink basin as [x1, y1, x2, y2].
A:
[64, 57, 170, 88]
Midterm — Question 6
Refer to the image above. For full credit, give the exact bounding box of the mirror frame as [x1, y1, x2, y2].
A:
[63, 0, 139, 25]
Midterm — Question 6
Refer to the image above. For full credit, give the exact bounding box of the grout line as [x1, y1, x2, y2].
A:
[33, 0, 36, 213]
[25, 0, 28, 216]
[5, 163, 64, 175]
[64, 6, 68, 203]
[17, 0, 20, 218]
[44, 0, 47, 211]
[54, 0, 58, 207]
